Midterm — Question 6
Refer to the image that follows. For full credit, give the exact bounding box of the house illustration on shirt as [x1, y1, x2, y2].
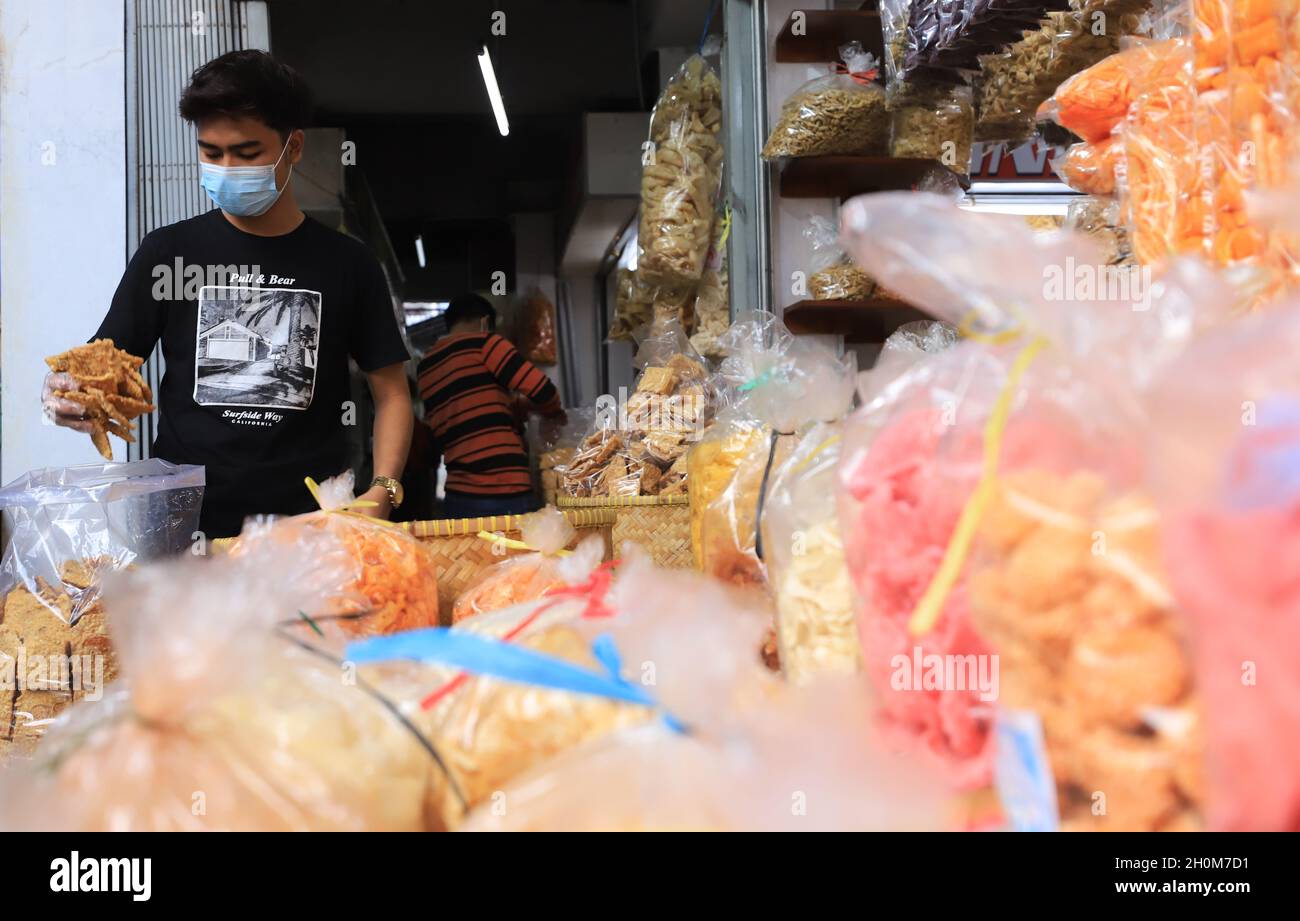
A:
[198, 317, 271, 362]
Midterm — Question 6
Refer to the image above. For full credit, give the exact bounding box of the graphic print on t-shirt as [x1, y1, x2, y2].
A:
[194, 285, 322, 410]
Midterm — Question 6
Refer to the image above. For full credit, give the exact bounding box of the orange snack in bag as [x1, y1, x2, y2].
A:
[1056, 136, 1122, 196]
[1040, 40, 1182, 143]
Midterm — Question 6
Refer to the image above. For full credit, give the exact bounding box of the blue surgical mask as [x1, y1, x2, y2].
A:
[199, 139, 293, 217]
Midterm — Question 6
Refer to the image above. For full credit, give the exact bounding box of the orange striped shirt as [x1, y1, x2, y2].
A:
[417, 332, 560, 496]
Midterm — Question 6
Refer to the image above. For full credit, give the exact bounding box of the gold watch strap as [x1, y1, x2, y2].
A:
[371, 475, 403, 508]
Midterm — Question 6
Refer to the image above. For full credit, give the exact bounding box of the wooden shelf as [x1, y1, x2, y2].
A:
[773, 10, 884, 63]
[784, 296, 933, 343]
[779, 155, 965, 199]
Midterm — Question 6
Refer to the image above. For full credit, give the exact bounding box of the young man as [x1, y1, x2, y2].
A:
[41, 50, 413, 537]
[417, 293, 564, 518]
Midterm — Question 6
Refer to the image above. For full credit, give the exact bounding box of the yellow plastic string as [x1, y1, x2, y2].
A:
[789, 433, 842, 478]
[907, 335, 1049, 636]
[717, 203, 733, 250]
[475, 530, 573, 557]
[957, 310, 1025, 346]
[304, 476, 402, 528]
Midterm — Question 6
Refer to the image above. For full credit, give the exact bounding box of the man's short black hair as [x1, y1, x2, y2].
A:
[444, 293, 497, 329]
[179, 50, 312, 140]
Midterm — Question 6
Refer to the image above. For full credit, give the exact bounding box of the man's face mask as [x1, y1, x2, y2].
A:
[199, 138, 293, 217]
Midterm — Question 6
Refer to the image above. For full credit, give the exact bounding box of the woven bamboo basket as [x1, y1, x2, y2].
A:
[399, 507, 614, 615]
[556, 495, 692, 569]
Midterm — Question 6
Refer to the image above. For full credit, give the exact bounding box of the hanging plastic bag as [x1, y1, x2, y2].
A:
[451, 510, 606, 623]
[638, 55, 724, 287]
[611, 267, 655, 342]
[689, 209, 731, 360]
[517, 286, 557, 364]
[0, 544, 438, 830]
[805, 214, 876, 301]
[229, 471, 440, 635]
[1066, 195, 1135, 265]
[1037, 38, 1184, 142]
[835, 192, 1222, 792]
[1145, 303, 1300, 831]
[762, 42, 889, 159]
[0, 459, 204, 622]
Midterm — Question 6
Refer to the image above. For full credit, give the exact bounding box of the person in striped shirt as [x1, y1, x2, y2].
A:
[417, 293, 564, 518]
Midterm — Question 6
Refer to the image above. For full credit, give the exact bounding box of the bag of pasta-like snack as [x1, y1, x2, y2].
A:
[638, 55, 724, 287]
[762, 42, 889, 159]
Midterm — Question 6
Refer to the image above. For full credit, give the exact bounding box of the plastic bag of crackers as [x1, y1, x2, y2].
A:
[561, 319, 712, 499]
[837, 192, 1227, 794]
[0, 543, 438, 831]
[226, 471, 440, 636]
[638, 54, 724, 287]
[451, 509, 605, 623]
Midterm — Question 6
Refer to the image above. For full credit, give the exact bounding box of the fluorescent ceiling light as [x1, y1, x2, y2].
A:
[478, 45, 510, 137]
[414, 233, 426, 268]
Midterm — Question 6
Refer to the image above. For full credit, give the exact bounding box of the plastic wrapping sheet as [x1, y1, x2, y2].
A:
[0, 459, 204, 622]
[638, 55, 724, 287]
[762, 42, 889, 158]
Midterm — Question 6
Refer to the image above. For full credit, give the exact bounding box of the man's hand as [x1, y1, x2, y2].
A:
[42, 372, 97, 433]
[356, 484, 392, 520]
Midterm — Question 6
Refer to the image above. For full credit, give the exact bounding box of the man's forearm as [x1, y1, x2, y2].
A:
[371, 389, 413, 480]
[367, 364, 414, 481]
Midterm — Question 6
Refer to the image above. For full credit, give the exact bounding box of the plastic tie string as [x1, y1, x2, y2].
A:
[418, 560, 620, 710]
[303, 476, 402, 527]
[346, 621, 685, 734]
[908, 319, 1049, 636]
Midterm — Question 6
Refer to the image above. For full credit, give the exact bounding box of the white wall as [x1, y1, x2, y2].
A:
[1, 0, 128, 482]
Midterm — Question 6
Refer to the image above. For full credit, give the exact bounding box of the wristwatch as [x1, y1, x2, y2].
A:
[370, 475, 404, 509]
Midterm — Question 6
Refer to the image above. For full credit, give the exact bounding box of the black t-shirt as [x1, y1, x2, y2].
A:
[94, 209, 409, 537]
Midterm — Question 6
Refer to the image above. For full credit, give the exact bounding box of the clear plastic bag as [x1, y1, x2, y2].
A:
[762, 42, 889, 159]
[0, 459, 204, 622]
[1055, 135, 1123, 195]
[689, 211, 731, 360]
[461, 680, 946, 832]
[1066, 195, 1136, 265]
[451, 512, 605, 623]
[889, 81, 975, 179]
[562, 320, 711, 498]
[690, 315, 856, 592]
[761, 423, 858, 685]
[835, 192, 1222, 794]
[0, 543, 437, 830]
[611, 266, 655, 342]
[230, 472, 440, 636]
[1145, 302, 1300, 830]
[458, 553, 945, 830]
[1037, 37, 1183, 142]
[805, 214, 875, 300]
[638, 55, 724, 287]
[518, 286, 557, 364]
